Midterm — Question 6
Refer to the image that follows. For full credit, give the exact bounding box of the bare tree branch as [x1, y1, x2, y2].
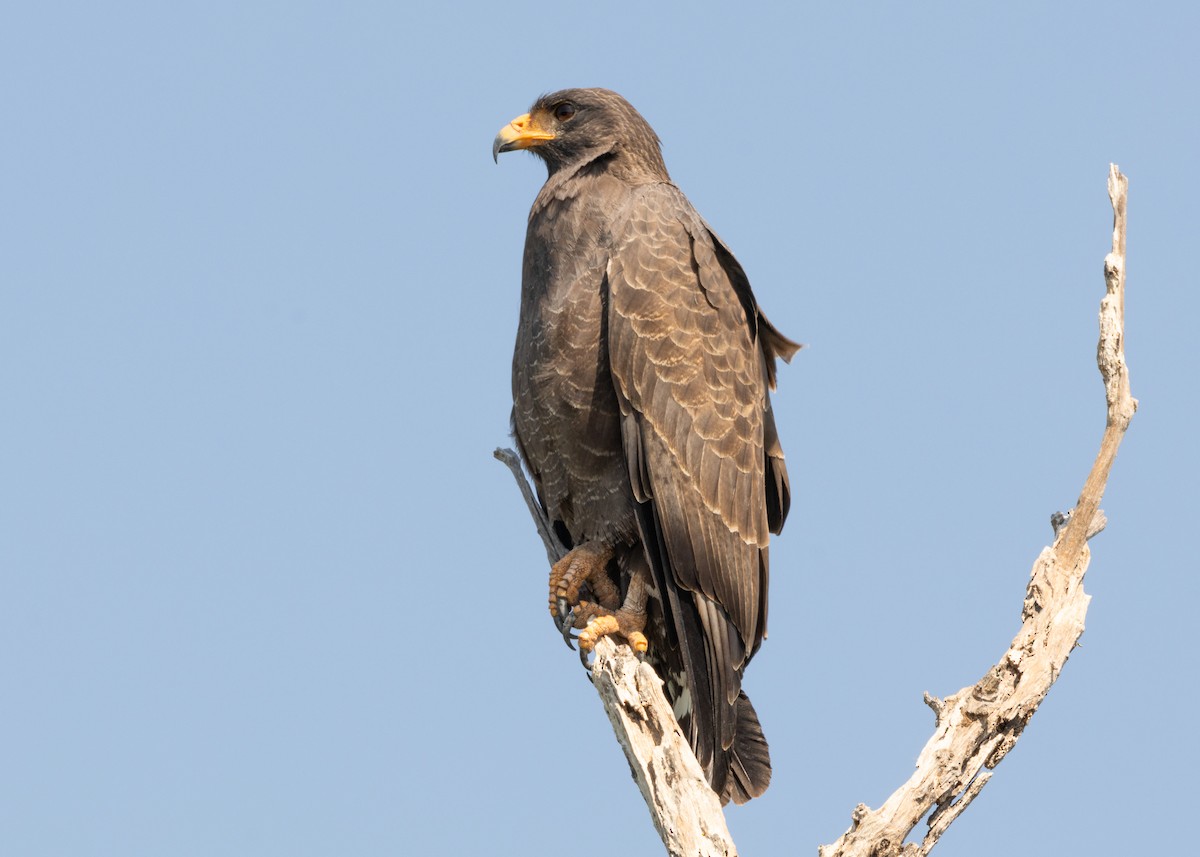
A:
[818, 164, 1136, 857]
[590, 637, 737, 857]
[497, 166, 1133, 857]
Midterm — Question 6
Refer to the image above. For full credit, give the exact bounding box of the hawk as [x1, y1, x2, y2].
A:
[494, 88, 797, 804]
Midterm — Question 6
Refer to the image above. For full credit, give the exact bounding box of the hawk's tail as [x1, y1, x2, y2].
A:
[721, 690, 771, 805]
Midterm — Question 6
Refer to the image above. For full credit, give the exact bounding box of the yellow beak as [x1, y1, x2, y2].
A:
[493, 112, 556, 162]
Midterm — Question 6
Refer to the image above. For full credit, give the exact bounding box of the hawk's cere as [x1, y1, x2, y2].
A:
[494, 88, 797, 804]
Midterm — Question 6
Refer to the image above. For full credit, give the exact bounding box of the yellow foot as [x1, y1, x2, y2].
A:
[577, 610, 649, 654]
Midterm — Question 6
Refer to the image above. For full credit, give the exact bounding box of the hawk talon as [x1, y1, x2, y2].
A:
[557, 607, 578, 649]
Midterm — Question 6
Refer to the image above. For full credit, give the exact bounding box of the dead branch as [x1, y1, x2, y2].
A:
[591, 637, 737, 857]
[818, 164, 1136, 857]
[497, 165, 1133, 857]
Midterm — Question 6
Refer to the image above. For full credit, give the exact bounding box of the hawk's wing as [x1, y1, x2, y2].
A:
[605, 182, 795, 800]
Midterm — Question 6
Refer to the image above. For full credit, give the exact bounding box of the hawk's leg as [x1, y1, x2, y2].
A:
[547, 542, 648, 655]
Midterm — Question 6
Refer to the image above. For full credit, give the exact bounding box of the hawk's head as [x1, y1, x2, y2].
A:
[493, 88, 668, 180]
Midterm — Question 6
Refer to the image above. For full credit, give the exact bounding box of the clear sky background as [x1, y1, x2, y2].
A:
[3, 2, 1196, 855]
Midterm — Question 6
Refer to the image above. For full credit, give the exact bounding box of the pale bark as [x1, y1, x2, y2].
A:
[590, 636, 736, 857]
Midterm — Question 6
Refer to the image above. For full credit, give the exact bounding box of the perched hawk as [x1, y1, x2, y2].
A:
[494, 88, 797, 804]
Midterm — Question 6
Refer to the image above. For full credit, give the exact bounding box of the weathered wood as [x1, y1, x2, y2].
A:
[818, 165, 1136, 857]
[591, 637, 737, 857]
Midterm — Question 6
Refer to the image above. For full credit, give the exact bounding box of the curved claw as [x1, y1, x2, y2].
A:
[557, 608, 577, 650]
[579, 646, 593, 671]
[555, 596, 577, 649]
[549, 614, 575, 650]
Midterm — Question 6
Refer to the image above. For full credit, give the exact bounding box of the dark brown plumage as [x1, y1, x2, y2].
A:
[494, 88, 797, 804]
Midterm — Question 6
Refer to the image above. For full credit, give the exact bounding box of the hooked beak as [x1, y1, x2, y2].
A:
[493, 112, 555, 163]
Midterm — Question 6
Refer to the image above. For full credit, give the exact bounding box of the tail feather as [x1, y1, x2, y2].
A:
[721, 690, 771, 805]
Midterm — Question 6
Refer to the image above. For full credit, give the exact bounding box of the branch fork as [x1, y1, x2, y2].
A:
[497, 166, 1135, 857]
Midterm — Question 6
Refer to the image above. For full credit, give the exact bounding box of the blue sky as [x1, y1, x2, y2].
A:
[3, 2, 1196, 854]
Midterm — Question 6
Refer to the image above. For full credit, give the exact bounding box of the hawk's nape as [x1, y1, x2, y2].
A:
[494, 88, 797, 804]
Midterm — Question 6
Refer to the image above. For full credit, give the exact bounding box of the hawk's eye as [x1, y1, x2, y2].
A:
[554, 102, 576, 121]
